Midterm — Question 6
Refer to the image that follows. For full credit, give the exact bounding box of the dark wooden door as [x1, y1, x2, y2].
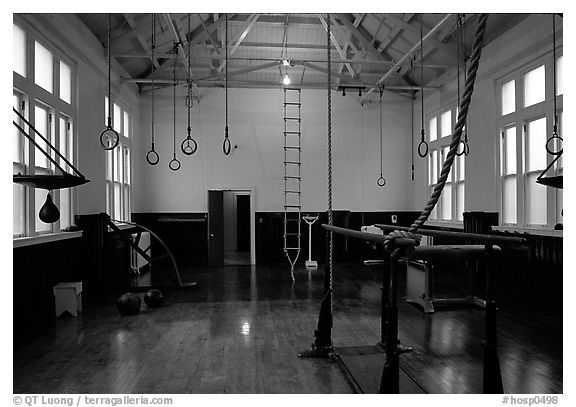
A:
[207, 190, 224, 267]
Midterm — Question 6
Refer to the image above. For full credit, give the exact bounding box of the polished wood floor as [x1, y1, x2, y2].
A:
[13, 260, 562, 394]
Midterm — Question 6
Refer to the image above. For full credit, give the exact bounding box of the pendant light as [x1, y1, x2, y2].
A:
[100, 13, 120, 150]
[181, 13, 198, 156]
[146, 13, 160, 165]
[169, 42, 181, 171]
[222, 13, 231, 155]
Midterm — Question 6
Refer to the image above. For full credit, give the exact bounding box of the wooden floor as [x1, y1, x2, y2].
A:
[13, 261, 562, 394]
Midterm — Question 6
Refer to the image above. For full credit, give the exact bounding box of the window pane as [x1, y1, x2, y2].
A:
[13, 24, 26, 77]
[13, 183, 25, 236]
[504, 127, 516, 175]
[106, 150, 113, 181]
[441, 110, 452, 138]
[502, 80, 515, 115]
[430, 195, 438, 220]
[556, 56, 563, 96]
[106, 182, 111, 216]
[456, 183, 465, 221]
[123, 187, 130, 221]
[105, 96, 109, 126]
[59, 61, 72, 104]
[525, 173, 547, 225]
[34, 41, 53, 93]
[430, 150, 438, 184]
[124, 147, 131, 184]
[114, 103, 121, 132]
[13, 94, 23, 163]
[59, 117, 68, 172]
[457, 153, 465, 181]
[429, 117, 437, 142]
[123, 111, 130, 137]
[114, 183, 122, 220]
[556, 189, 563, 225]
[68, 121, 74, 169]
[524, 65, 545, 107]
[443, 146, 453, 181]
[35, 189, 52, 233]
[503, 177, 517, 224]
[114, 146, 122, 182]
[34, 106, 49, 168]
[60, 188, 70, 230]
[557, 112, 563, 169]
[441, 184, 452, 220]
[526, 117, 547, 172]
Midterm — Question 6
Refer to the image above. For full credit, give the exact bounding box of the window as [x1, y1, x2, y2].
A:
[106, 103, 132, 222]
[34, 41, 53, 93]
[426, 106, 465, 222]
[497, 54, 563, 229]
[13, 24, 26, 77]
[13, 21, 77, 238]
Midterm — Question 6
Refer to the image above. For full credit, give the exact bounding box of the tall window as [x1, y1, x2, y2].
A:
[13, 20, 77, 238]
[106, 99, 132, 222]
[497, 53, 563, 229]
[426, 106, 465, 222]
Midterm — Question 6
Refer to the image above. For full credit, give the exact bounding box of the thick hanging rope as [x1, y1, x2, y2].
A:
[385, 13, 489, 254]
[146, 13, 159, 165]
[327, 14, 334, 295]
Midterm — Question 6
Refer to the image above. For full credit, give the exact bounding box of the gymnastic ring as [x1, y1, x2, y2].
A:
[545, 134, 563, 156]
[146, 149, 160, 166]
[185, 95, 193, 108]
[377, 176, 386, 187]
[181, 138, 198, 155]
[100, 127, 120, 150]
[456, 140, 467, 156]
[169, 157, 181, 171]
[417, 140, 429, 158]
[223, 138, 231, 156]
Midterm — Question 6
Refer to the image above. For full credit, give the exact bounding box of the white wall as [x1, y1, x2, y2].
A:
[134, 86, 412, 213]
[411, 15, 559, 217]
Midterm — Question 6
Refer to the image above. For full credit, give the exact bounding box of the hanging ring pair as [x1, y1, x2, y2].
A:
[377, 175, 386, 187]
[100, 118, 120, 150]
[181, 131, 198, 156]
[169, 156, 181, 171]
[417, 129, 429, 158]
[546, 131, 563, 156]
[146, 144, 160, 165]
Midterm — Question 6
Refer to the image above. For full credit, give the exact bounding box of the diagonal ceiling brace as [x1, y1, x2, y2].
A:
[318, 15, 356, 78]
[217, 14, 260, 72]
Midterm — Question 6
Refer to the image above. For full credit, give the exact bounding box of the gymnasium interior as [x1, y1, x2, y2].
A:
[12, 11, 565, 395]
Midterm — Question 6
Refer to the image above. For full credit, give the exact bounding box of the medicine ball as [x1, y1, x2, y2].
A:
[117, 292, 141, 316]
[144, 289, 164, 308]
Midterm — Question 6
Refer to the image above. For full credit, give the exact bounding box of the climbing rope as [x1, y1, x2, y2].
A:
[385, 14, 489, 255]
[456, 14, 470, 156]
[327, 14, 334, 295]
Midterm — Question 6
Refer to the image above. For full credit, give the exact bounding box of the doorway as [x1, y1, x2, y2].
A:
[208, 189, 254, 266]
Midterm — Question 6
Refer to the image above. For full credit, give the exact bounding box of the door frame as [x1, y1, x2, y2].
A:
[208, 187, 256, 265]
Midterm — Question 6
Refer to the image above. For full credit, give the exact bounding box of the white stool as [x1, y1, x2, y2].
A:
[53, 282, 83, 317]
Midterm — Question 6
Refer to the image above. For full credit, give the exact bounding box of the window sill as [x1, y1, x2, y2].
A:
[423, 220, 464, 230]
[491, 226, 562, 238]
[13, 231, 83, 248]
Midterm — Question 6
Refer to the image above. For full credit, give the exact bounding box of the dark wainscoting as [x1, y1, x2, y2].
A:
[13, 235, 85, 345]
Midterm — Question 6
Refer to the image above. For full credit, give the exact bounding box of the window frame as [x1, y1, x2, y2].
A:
[13, 19, 78, 238]
[495, 51, 563, 230]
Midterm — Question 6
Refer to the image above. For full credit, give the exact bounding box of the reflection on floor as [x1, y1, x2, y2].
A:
[224, 250, 251, 266]
[13, 261, 562, 394]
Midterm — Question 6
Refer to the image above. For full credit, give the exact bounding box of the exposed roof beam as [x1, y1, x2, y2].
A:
[196, 61, 278, 81]
[318, 15, 355, 78]
[360, 13, 453, 103]
[335, 13, 383, 61]
[364, 15, 386, 58]
[197, 13, 221, 54]
[217, 14, 260, 72]
[122, 14, 160, 71]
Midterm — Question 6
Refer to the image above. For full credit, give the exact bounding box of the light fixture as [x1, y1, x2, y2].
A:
[342, 88, 346, 96]
[358, 88, 362, 97]
[282, 59, 291, 66]
[282, 74, 291, 86]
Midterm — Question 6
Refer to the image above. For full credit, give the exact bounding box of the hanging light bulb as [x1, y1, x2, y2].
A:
[282, 73, 291, 86]
[282, 59, 291, 66]
[39, 191, 60, 223]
